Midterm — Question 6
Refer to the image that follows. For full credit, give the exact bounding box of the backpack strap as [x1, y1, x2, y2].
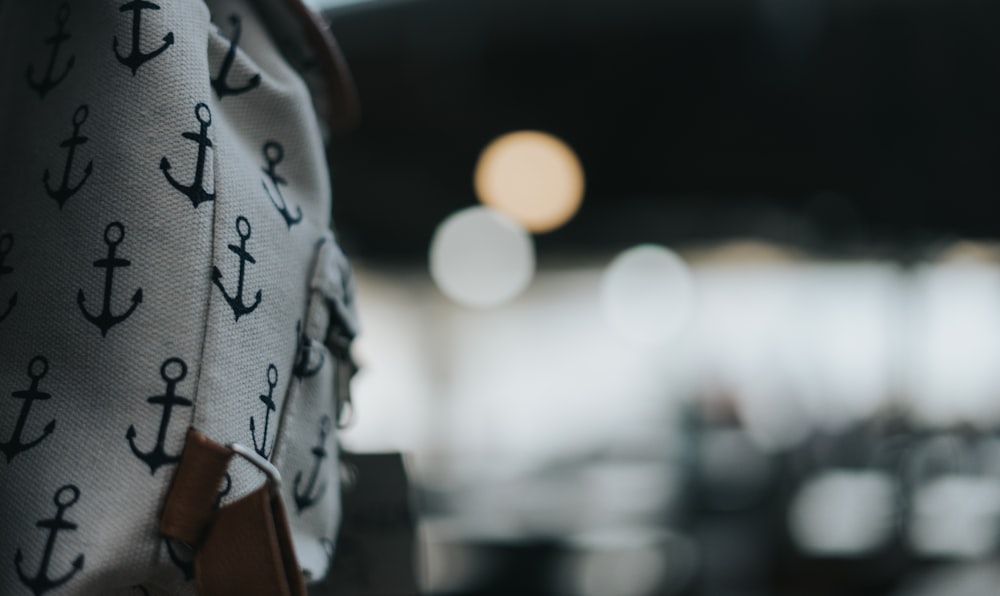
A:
[251, 0, 361, 134]
[280, 0, 360, 134]
[160, 429, 307, 596]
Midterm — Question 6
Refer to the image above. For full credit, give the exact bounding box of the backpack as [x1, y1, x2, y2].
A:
[0, 0, 360, 593]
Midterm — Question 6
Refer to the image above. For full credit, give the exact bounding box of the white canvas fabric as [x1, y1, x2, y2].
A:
[0, 1, 358, 594]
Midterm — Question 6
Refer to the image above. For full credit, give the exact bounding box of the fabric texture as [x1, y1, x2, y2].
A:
[0, 1, 358, 594]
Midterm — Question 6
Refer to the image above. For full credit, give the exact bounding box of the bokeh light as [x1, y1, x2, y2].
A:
[600, 244, 696, 346]
[429, 206, 535, 308]
[907, 263, 1000, 427]
[909, 475, 1000, 558]
[474, 131, 585, 233]
[558, 529, 697, 596]
[788, 470, 897, 556]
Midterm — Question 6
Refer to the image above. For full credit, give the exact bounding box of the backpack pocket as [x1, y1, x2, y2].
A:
[272, 233, 359, 583]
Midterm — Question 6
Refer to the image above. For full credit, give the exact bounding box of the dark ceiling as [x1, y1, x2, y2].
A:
[323, 0, 1000, 262]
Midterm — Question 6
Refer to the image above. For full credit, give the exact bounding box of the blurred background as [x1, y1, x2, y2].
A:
[309, 0, 1000, 593]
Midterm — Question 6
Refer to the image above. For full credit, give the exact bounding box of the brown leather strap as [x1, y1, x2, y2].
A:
[196, 486, 307, 596]
[161, 430, 233, 545]
[160, 429, 307, 596]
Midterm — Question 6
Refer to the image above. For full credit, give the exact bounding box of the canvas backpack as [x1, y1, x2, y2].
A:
[0, 0, 360, 594]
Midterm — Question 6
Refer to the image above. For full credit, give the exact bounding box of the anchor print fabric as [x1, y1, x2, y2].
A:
[0, 1, 358, 594]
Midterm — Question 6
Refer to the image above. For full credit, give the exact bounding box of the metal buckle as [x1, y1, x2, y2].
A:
[229, 443, 282, 492]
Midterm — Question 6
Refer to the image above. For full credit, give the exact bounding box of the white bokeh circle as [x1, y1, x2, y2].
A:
[600, 244, 696, 346]
[429, 206, 535, 308]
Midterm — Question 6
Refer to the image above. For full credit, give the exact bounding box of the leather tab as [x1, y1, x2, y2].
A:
[196, 486, 307, 596]
[160, 429, 233, 545]
[160, 430, 307, 596]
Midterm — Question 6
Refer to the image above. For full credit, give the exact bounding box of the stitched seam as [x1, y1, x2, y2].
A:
[270, 232, 328, 465]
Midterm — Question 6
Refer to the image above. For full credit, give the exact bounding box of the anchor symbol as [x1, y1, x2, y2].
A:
[0, 356, 56, 464]
[319, 537, 335, 559]
[214, 473, 232, 509]
[293, 320, 325, 379]
[250, 364, 279, 459]
[113, 0, 174, 76]
[261, 141, 302, 229]
[212, 216, 262, 321]
[126, 358, 192, 475]
[0, 233, 18, 324]
[15, 485, 85, 596]
[77, 222, 143, 337]
[25, 3, 75, 98]
[319, 537, 340, 573]
[43, 105, 93, 209]
[293, 416, 330, 513]
[211, 14, 261, 99]
[161, 102, 215, 208]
